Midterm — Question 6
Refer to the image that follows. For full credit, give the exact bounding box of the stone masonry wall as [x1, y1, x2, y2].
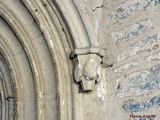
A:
[81, 0, 160, 120]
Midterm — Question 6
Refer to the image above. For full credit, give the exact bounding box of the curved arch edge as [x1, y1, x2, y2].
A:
[51, 0, 105, 91]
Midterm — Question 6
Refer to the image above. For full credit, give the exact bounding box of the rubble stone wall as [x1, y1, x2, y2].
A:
[81, 0, 160, 120]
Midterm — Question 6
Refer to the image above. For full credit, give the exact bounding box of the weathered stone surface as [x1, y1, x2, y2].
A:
[111, 19, 152, 42]
[123, 95, 160, 112]
[100, 0, 160, 119]
[109, 0, 160, 19]
[115, 64, 160, 98]
[114, 61, 140, 73]
[144, 51, 160, 61]
[0, 0, 107, 119]
[3, 0, 160, 119]
[116, 33, 160, 62]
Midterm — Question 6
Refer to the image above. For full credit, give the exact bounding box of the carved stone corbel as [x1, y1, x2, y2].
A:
[71, 47, 104, 92]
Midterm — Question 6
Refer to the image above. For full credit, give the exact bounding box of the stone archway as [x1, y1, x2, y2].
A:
[0, 0, 104, 119]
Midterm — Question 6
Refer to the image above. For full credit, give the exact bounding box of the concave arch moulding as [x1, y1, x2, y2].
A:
[0, 0, 105, 120]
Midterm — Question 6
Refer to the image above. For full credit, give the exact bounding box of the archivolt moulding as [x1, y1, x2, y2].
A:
[53, 0, 105, 91]
[24, 0, 105, 91]
[0, 0, 105, 119]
